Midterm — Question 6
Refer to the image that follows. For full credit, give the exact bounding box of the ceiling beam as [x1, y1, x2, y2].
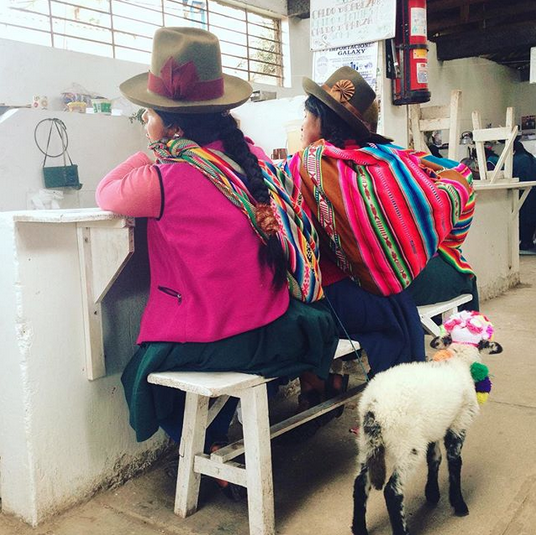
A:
[287, 0, 310, 18]
[434, 21, 536, 61]
[427, 0, 488, 12]
[428, 2, 536, 35]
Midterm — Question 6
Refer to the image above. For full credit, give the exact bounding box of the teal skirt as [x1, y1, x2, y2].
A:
[406, 255, 479, 311]
[122, 298, 338, 441]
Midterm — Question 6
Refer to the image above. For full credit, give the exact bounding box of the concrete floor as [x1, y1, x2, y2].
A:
[2, 257, 536, 535]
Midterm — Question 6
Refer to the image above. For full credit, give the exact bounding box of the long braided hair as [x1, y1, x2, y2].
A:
[155, 110, 287, 287]
[304, 95, 391, 148]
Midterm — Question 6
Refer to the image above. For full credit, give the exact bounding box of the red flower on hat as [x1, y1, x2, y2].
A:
[158, 57, 199, 100]
[330, 79, 355, 103]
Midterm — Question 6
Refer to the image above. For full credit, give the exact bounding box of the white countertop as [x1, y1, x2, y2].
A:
[0, 207, 131, 223]
[474, 180, 536, 191]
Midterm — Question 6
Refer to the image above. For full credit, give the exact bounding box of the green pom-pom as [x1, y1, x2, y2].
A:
[471, 362, 489, 382]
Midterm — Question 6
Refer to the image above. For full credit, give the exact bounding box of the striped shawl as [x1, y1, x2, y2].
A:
[283, 141, 475, 296]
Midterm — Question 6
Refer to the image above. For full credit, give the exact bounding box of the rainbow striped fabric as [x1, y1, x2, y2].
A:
[150, 138, 324, 302]
[283, 141, 475, 296]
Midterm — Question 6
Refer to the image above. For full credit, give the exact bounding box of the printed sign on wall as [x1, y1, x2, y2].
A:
[310, 0, 396, 51]
[313, 41, 379, 92]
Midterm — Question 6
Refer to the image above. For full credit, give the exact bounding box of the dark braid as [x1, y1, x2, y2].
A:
[304, 95, 391, 147]
[219, 114, 272, 204]
[219, 113, 287, 288]
[154, 110, 287, 288]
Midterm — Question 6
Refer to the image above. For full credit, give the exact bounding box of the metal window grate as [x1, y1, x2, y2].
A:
[1, 0, 283, 85]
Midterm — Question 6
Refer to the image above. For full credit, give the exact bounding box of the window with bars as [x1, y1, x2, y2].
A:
[0, 0, 285, 86]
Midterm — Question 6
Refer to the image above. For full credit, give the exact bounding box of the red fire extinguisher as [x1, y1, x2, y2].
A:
[392, 0, 431, 105]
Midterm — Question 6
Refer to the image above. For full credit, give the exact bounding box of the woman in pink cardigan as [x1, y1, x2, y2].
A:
[96, 27, 338, 497]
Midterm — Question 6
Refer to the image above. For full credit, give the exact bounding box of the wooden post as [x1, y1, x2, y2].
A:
[448, 90, 462, 161]
[472, 111, 488, 181]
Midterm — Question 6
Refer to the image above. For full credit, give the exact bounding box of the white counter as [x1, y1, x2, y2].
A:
[463, 180, 536, 300]
[0, 208, 166, 526]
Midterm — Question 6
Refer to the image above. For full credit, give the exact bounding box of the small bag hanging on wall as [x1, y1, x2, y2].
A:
[34, 118, 82, 190]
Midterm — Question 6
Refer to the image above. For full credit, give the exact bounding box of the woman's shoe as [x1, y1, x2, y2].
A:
[209, 441, 247, 502]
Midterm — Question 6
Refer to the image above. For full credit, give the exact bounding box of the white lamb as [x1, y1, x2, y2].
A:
[352, 311, 503, 535]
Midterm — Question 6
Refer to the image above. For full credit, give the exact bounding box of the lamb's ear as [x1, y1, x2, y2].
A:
[477, 340, 504, 354]
[431, 334, 452, 349]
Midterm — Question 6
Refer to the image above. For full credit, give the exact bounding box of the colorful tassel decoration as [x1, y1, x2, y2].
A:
[470, 362, 489, 382]
[475, 376, 492, 393]
[471, 363, 492, 404]
[476, 392, 489, 405]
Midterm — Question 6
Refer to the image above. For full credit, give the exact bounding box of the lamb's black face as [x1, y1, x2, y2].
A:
[430, 334, 452, 349]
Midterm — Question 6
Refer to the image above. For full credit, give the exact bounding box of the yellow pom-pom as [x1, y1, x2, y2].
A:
[432, 349, 454, 362]
[476, 392, 489, 405]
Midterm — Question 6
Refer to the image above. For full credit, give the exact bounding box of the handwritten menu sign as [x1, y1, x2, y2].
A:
[310, 0, 396, 51]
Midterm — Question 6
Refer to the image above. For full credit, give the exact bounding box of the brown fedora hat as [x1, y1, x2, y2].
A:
[120, 27, 252, 113]
[302, 67, 378, 138]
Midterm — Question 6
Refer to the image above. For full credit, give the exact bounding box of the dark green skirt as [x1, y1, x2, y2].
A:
[122, 298, 338, 441]
[406, 255, 479, 311]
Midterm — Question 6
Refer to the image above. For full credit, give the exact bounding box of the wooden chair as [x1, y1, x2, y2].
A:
[409, 89, 462, 161]
[472, 107, 518, 183]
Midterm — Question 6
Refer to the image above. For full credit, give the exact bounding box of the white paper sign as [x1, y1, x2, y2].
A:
[313, 41, 379, 92]
[310, 0, 396, 51]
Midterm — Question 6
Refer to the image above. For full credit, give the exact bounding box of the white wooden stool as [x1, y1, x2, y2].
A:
[147, 339, 364, 535]
[417, 293, 473, 336]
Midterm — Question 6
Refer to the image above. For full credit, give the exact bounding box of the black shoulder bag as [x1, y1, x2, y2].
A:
[34, 118, 82, 190]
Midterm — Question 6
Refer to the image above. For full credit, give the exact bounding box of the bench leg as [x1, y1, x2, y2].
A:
[175, 392, 209, 517]
[240, 383, 275, 535]
[421, 315, 441, 336]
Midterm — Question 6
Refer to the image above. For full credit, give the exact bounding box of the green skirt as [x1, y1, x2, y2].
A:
[406, 255, 479, 311]
[122, 298, 338, 441]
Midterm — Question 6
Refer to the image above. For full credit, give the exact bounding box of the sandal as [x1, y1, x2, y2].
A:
[325, 373, 350, 418]
[209, 442, 247, 502]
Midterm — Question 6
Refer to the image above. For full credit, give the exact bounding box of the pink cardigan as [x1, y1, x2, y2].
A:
[96, 141, 289, 343]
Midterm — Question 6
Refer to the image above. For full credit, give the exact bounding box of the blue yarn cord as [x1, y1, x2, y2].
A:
[325, 296, 370, 382]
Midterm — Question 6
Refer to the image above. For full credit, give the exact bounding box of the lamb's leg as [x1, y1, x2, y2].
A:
[444, 429, 469, 516]
[384, 471, 410, 535]
[352, 463, 370, 535]
[425, 441, 442, 505]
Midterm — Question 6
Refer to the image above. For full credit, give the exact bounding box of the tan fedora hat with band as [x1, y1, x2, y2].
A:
[120, 27, 252, 113]
[302, 66, 378, 138]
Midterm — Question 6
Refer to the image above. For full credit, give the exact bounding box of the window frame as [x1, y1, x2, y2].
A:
[1, 0, 285, 86]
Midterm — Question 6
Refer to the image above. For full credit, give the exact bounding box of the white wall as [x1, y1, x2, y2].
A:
[243, 0, 286, 15]
[426, 42, 521, 133]
[0, 38, 145, 116]
[514, 80, 536, 123]
[287, 17, 313, 93]
[379, 41, 528, 147]
[0, 108, 147, 211]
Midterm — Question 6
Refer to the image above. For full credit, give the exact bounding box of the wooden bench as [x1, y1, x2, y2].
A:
[147, 339, 365, 535]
